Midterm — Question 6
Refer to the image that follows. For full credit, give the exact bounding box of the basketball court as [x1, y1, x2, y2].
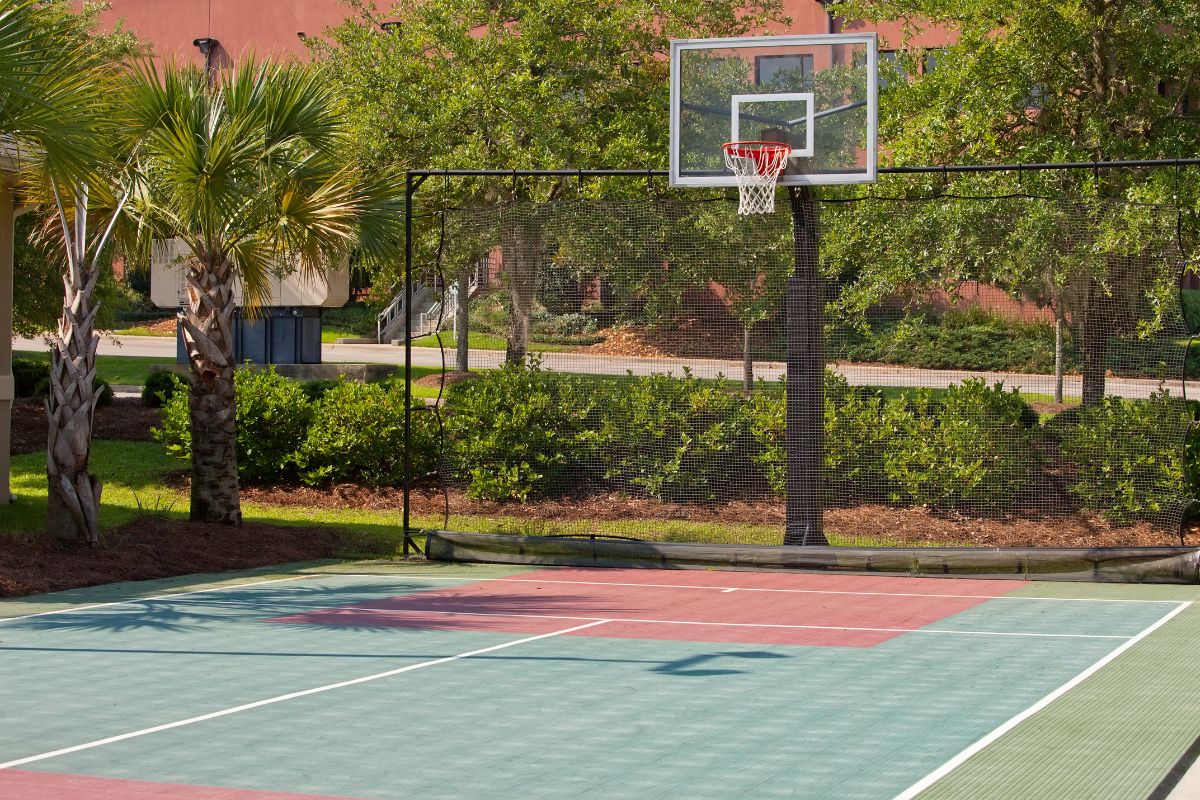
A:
[1, 563, 1197, 799]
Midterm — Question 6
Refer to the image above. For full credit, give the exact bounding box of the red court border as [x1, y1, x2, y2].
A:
[270, 568, 1027, 647]
[0, 769, 366, 800]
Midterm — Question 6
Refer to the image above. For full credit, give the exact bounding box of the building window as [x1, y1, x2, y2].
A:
[756, 54, 813, 86]
[923, 49, 945, 74]
[878, 50, 906, 89]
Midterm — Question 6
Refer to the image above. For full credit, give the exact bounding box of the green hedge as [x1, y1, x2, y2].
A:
[443, 360, 605, 501]
[297, 380, 437, 487]
[154, 368, 436, 486]
[1059, 390, 1191, 523]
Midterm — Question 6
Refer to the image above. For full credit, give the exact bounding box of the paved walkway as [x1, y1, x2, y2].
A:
[16, 335, 1198, 401]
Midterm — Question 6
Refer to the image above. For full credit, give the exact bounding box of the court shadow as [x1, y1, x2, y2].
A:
[652, 650, 790, 677]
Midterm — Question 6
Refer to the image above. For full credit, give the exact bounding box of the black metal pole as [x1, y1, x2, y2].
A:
[785, 185, 828, 546]
[402, 172, 414, 556]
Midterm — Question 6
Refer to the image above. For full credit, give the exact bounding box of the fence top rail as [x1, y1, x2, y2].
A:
[405, 158, 1200, 183]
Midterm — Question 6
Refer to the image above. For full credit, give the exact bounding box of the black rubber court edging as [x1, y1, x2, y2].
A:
[424, 531, 1200, 584]
[1147, 736, 1200, 800]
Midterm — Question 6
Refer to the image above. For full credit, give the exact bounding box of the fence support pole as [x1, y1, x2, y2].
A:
[785, 186, 828, 546]
[402, 172, 416, 556]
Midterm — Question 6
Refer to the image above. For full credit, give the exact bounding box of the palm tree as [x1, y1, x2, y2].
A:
[0, 0, 117, 544]
[121, 60, 404, 523]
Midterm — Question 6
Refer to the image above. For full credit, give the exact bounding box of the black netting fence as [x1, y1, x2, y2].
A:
[405, 190, 1198, 551]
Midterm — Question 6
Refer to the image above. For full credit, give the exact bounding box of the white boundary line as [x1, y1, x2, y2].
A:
[0, 575, 312, 624]
[323, 573, 1184, 604]
[0, 569, 1179, 627]
[0, 619, 610, 771]
[889, 600, 1193, 800]
[290, 607, 1131, 640]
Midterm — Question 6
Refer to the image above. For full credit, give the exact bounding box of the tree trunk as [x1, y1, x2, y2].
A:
[503, 216, 540, 367]
[1054, 298, 1065, 404]
[1081, 278, 1109, 407]
[181, 256, 242, 524]
[46, 206, 102, 544]
[742, 321, 754, 393]
[456, 266, 470, 373]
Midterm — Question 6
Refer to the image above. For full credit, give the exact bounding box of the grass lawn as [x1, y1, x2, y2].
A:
[13, 350, 174, 387]
[411, 331, 577, 353]
[0, 439, 794, 550]
[321, 327, 366, 343]
[108, 325, 174, 338]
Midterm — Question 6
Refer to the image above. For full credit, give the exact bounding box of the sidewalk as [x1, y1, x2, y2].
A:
[15, 334, 1198, 401]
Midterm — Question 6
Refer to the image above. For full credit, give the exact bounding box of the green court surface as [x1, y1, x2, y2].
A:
[0, 562, 1197, 800]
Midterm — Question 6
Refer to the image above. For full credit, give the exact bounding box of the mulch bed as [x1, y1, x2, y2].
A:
[10, 397, 161, 455]
[0, 518, 348, 598]
[236, 482, 1195, 549]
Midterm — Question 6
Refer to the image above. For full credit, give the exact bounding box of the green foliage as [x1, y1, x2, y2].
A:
[601, 370, 755, 501]
[235, 369, 313, 483]
[297, 380, 435, 487]
[321, 305, 378, 339]
[751, 372, 894, 499]
[299, 379, 340, 403]
[154, 368, 313, 483]
[881, 379, 1036, 509]
[837, 309, 1071, 374]
[11, 357, 48, 397]
[444, 359, 604, 501]
[141, 370, 182, 407]
[1060, 391, 1191, 523]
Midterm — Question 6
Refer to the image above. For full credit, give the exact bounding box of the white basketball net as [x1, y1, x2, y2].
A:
[723, 141, 791, 215]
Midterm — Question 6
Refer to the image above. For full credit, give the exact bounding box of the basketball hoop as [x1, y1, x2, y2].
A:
[722, 141, 791, 215]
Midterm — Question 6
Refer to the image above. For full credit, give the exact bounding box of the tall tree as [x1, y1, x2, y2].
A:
[120, 61, 404, 524]
[828, 0, 1200, 403]
[314, 0, 786, 364]
[0, 0, 131, 543]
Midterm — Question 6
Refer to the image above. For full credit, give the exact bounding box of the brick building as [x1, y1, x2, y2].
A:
[92, 1, 953, 70]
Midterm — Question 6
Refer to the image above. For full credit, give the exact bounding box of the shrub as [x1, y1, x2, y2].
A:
[1060, 390, 1191, 523]
[882, 379, 1035, 509]
[154, 367, 312, 482]
[750, 372, 893, 500]
[533, 311, 597, 336]
[602, 370, 754, 501]
[12, 357, 47, 397]
[299, 379, 340, 403]
[443, 358, 604, 501]
[297, 380, 437, 487]
[142, 370, 183, 407]
[236, 369, 313, 482]
[838, 310, 1067, 375]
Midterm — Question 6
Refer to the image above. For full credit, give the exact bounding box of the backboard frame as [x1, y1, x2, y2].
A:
[669, 33, 878, 188]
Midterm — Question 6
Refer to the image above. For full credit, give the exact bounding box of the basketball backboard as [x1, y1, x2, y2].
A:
[670, 34, 878, 187]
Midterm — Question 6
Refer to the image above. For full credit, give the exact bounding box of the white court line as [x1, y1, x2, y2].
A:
[327, 573, 1182, 604]
[0, 619, 609, 771]
[890, 600, 1193, 800]
[0, 575, 312, 624]
[307, 606, 1131, 640]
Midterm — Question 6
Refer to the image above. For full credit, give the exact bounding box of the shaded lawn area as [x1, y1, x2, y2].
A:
[13, 350, 173, 387]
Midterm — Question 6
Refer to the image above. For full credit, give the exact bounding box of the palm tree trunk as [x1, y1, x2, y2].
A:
[46, 207, 102, 544]
[181, 256, 242, 524]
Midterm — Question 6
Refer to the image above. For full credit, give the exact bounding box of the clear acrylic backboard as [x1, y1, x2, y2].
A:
[669, 33, 878, 187]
